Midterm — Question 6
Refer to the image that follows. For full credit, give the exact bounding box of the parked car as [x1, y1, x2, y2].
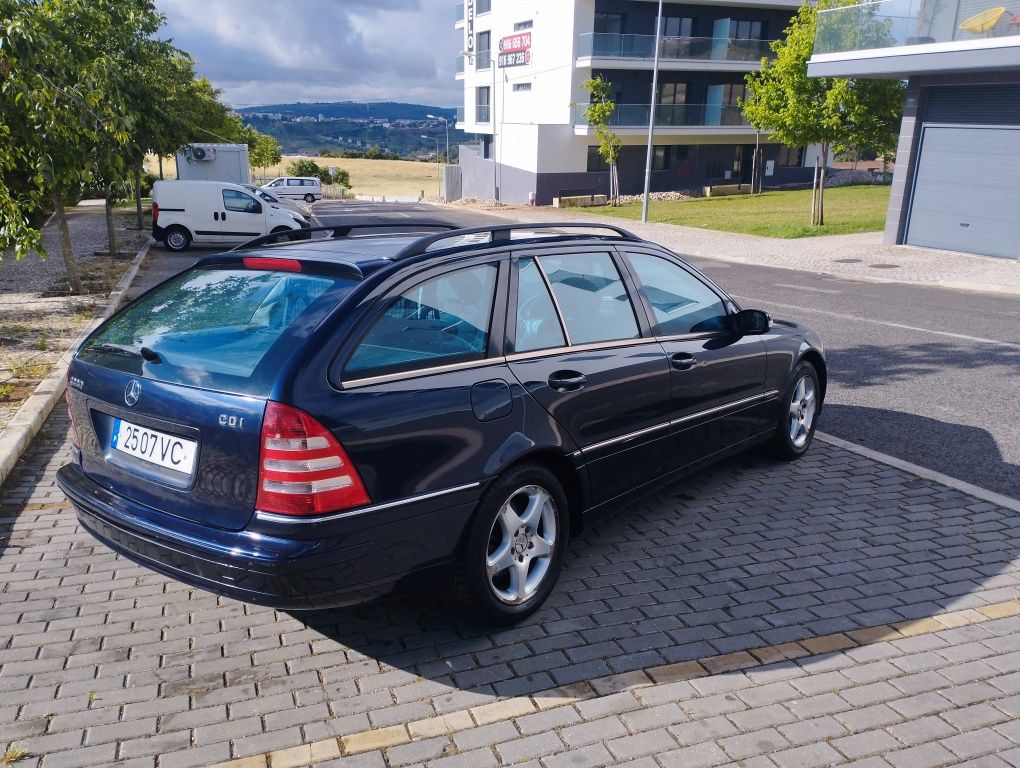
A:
[243, 184, 311, 218]
[261, 176, 323, 203]
[152, 180, 310, 252]
[57, 223, 825, 624]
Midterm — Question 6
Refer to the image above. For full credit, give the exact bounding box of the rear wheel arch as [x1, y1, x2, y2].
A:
[491, 448, 586, 536]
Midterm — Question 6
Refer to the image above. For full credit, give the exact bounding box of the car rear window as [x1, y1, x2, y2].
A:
[78, 268, 356, 396]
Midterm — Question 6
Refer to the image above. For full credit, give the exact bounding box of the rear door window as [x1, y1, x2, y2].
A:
[345, 263, 498, 379]
[536, 252, 639, 345]
[79, 268, 356, 396]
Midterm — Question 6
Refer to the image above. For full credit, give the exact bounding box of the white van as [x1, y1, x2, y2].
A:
[261, 176, 323, 203]
[152, 180, 310, 252]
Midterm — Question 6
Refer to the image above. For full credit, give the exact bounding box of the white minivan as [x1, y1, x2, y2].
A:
[261, 176, 323, 203]
[152, 180, 310, 252]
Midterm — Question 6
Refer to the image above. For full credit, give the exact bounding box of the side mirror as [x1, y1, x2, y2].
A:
[251, 201, 263, 214]
[734, 308, 771, 335]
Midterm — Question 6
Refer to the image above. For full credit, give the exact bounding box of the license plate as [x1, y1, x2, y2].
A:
[111, 418, 197, 476]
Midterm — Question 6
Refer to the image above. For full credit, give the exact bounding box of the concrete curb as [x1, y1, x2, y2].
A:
[0, 238, 153, 488]
[816, 431, 1020, 514]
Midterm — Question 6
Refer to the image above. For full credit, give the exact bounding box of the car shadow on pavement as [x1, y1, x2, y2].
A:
[821, 403, 1018, 500]
[0, 412, 73, 562]
[291, 437, 1020, 707]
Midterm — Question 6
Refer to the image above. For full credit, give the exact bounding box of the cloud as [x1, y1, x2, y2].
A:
[159, 0, 462, 107]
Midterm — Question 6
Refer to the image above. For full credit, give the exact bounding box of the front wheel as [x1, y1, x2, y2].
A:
[269, 227, 292, 244]
[770, 361, 820, 459]
[449, 464, 568, 625]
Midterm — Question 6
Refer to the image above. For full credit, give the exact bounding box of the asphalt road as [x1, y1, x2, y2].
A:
[315, 200, 1020, 500]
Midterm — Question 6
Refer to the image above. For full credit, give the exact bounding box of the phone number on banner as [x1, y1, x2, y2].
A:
[498, 50, 531, 67]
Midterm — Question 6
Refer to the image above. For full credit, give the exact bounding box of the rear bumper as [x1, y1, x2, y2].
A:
[57, 463, 472, 609]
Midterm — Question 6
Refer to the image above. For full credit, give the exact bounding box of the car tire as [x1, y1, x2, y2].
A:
[269, 227, 292, 244]
[163, 225, 191, 253]
[770, 360, 820, 459]
[304, 193, 315, 203]
[448, 464, 569, 625]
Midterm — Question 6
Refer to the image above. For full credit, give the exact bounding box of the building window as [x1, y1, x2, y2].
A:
[513, 83, 532, 92]
[657, 82, 688, 125]
[476, 31, 491, 69]
[730, 20, 764, 39]
[594, 12, 623, 35]
[652, 147, 670, 171]
[514, 19, 533, 31]
[587, 146, 609, 172]
[476, 86, 491, 123]
[776, 146, 803, 167]
[660, 16, 694, 37]
[476, 0, 492, 14]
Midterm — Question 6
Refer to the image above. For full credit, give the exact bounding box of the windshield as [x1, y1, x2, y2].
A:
[78, 267, 356, 396]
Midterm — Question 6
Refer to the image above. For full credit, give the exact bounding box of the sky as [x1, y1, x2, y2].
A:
[159, 0, 463, 108]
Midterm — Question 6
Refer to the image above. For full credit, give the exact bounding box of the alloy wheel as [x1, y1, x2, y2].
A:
[485, 485, 557, 605]
[788, 374, 817, 448]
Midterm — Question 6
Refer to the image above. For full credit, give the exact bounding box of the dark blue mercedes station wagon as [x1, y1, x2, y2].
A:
[57, 223, 825, 624]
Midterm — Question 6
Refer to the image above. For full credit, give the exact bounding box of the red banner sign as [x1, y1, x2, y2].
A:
[498, 32, 532, 67]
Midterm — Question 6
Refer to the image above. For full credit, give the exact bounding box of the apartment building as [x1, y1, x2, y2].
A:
[454, 0, 813, 205]
[809, 0, 1020, 259]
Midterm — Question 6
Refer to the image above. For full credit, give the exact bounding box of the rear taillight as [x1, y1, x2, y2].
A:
[152, 202, 159, 223]
[256, 402, 370, 516]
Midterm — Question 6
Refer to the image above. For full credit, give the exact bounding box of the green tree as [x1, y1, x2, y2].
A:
[250, 133, 283, 177]
[742, 0, 904, 225]
[581, 76, 622, 205]
[287, 158, 350, 187]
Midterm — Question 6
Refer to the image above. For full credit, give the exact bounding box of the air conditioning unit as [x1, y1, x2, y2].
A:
[189, 145, 217, 161]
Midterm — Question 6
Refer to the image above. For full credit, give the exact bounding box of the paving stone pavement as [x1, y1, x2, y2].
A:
[2, 411, 1020, 768]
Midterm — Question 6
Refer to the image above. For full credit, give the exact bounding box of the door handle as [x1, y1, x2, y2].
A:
[221, 211, 227, 221]
[214, 212, 219, 221]
[548, 371, 587, 392]
[670, 352, 697, 370]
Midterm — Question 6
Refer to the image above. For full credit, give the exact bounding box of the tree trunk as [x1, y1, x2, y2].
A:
[104, 185, 118, 258]
[158, 155, 164, 180]
[52, 187, 85, 294]
[134, 168, 143, 230]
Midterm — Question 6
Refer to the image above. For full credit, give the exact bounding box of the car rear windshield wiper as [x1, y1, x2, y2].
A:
[87, 343, 162, 364]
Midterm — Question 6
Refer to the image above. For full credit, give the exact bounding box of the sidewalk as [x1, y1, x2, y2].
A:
[477, 205, 1020, 297]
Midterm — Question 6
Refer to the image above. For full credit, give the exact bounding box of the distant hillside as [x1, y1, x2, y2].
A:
[238, 101, 467, 158]
[237, 101, 456, 122]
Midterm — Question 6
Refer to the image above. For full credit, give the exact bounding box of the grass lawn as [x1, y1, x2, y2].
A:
[581, 185, 891, 238]
[146, 155, 441, 199]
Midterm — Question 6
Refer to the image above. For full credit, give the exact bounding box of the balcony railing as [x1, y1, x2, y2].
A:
[476, 48, 492, 69]
[814, 0, 1020, 55]
[575, 103, 749, 128]
[456, 55, 465, 74]
[476, 105, 491, 123]
[577, 33, 776, 62]
[455, 106, 465, 122]
[455, 2, 463, 22]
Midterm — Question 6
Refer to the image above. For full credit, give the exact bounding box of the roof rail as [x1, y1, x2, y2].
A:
[391, 222, 642, 260]
[230, 222, 463, 252]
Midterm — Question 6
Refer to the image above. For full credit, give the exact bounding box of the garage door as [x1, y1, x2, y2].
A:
[906, 125, 1020, 259]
